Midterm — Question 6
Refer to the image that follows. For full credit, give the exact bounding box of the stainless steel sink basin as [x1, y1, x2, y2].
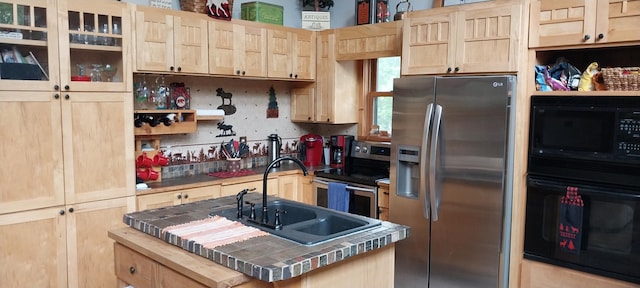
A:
[210, 199, 381, 245]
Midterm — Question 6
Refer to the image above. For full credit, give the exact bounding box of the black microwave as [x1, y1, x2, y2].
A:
[528, 96, 640, 187]
[525, 96, 640, 284]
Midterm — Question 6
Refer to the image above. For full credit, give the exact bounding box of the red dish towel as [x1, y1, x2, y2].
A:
[558, 186, 584, 254]
[163, 216, 267, 249]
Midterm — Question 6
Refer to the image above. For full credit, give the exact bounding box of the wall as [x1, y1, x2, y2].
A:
[135, 75, 357, 178]
[122, 0, 434, 29]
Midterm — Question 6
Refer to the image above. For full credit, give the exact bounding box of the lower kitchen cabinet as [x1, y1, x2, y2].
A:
[220, 178, 278, 198]
[298, 174, 316, 205]
[277, 174, 299, 201]
[520, 259, 639, 288]
[377, 183, 390, 221]
[137, 185, 221, 210]
[0, 196, 135, 288]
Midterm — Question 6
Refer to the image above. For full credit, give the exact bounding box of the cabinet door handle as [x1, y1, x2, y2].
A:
[169, 66, 175, 71]
[384, 191, 389, 195]
[54, 94, 60, 99]
[177, 67, 182, 72]
[129, 266, 136, 274]
[177, 194, 182, 199]
[68, 207, 74, 213]
[294, 74, 298, 79]
[236, 70, 241, 75]
[64, 85, 70, 90]
[59, 209, 65, 215]
[454, 67, 460, 72]
[64, 94, 70, 100]
[184, 194, 189, 199]
[54, 85, 60, 91]
[583, 34, 591, 41]
[289, 73, 293, 78]
[242, 71, 246, 76]
[597, 33, 604, 40]
[447, 67, 452, 73]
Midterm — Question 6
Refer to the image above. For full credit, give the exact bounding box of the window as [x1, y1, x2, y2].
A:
[367, 56, 400, 138]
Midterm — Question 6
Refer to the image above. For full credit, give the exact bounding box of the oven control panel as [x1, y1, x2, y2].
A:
[351, 141, 391, 161]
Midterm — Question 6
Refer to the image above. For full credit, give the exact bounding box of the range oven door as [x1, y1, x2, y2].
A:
[313, 178, 378, 219]
[524, 176, 640, 284]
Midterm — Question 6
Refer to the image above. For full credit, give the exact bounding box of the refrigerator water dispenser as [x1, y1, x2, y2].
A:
[396, 145, 420, 198]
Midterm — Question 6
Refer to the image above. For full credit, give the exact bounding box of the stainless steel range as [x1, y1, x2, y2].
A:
[313, 141, 391, 218]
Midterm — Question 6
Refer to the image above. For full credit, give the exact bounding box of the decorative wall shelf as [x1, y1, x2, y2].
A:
[134, 109, 197, 135]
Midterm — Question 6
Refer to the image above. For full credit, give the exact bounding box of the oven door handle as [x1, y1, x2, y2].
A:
[313, 179, 376, 193]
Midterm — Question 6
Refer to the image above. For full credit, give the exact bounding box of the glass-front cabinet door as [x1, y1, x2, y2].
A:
[57, 0, 131, 92]
[0, 0, 130, 92]
[0, 0, 59, 91]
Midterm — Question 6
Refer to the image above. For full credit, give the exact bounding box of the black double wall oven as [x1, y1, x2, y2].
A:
[525, 96, 640, 284]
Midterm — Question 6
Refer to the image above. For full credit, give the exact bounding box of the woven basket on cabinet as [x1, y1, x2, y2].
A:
[601, 67, 640, 91]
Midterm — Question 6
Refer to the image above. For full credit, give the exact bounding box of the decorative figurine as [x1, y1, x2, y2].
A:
[216, 88, 237, 115]
[267, 86, 279, 118]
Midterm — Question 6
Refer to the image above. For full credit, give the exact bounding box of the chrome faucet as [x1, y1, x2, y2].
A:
[261, 156, 308, 225]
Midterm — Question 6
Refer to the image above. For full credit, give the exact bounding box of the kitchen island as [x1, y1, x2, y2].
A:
[109, 193, 409, 287]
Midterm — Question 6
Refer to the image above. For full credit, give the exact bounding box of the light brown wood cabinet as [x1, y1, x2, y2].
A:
[134, 5, 208, 74]
[298, 174, 316, 205]
[377, 183, 390, 221]
[267, 26, 316, 80]
[0, 197, 135, 288]
[208, 20, 268, 77]
[290, 30, 358, 124]
[520, 259, 640, 288]
[0, 1, 135, 287]
[221, 178, 278, 198]
[137, 186, 222, 210]
[401, 2, 521, 75]
[335, 21, 402, 61]
[529, 0, 640, 48]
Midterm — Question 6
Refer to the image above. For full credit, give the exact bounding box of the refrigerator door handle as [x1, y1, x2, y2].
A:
[429, 104, 443, 221]
[421, 103, 434, 220]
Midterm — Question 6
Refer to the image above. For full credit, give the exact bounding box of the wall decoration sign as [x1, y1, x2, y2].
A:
[356, 0, 372, 25]
[149, 0, 172, 9]
[216, 88, 237, 115]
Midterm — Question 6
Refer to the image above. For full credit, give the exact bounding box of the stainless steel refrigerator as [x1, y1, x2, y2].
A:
[390, 76, 515, 288]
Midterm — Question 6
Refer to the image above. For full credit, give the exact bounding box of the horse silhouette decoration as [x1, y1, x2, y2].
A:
[216, 88, 237, 115]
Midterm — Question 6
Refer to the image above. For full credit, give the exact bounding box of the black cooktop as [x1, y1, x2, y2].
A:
[314, 168, 387, 186]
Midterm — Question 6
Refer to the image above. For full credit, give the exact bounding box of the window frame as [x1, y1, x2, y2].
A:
[359, 59, 394, 142]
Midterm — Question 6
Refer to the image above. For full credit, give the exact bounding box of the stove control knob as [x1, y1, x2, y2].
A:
[362, 146, 368, 153]
[354, 146, 361, 153]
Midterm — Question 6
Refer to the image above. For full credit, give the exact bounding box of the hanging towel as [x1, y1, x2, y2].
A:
[328, 182, 350, 212]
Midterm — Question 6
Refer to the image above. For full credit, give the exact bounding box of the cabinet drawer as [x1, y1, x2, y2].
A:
[114, 243, 156, 288]
[156, 264, 208, 288]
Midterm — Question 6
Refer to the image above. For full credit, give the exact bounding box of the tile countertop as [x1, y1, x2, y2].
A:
[123, 193, 410, 282]
[138, 162, 330, 195]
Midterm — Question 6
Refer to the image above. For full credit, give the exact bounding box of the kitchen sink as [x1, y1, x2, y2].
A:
[209, 199, 381, 245]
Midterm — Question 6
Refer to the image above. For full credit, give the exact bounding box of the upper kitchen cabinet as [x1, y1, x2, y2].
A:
[291, 30, 358, 124]
[0, 0, 131, 92]
[134, 5, 208, 75]
[208, 19, 267, 77]
[335, 21, 402, 61]
[267, 26, 316, 80]
[402, 2, 521, 75]
[529, 0, 640, 48]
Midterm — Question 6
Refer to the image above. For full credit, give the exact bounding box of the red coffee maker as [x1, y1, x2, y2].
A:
[299, 134, 324, 167]
[330, 135, 354, 168]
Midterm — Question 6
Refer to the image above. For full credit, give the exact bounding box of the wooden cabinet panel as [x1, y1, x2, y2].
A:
[221, 179, 277, 197]
[335, 21, 402, 61]
[520, 259, 639, 288]
[298, 175, 316, 205]
[278, 174, 299, 201]
[0, 207, 67, 288]
[402, 11, 456, 75]
[63, 92, 133, 204]
[115, 244, 157, 288]
[529, 0, 640, 48]
[402, 2, 521, 75]
[267, 27, 315, 80]
[0, 92, 64, 214]
[137, 186, 221, 210]
[156, 265, 208, 288]
[67, 197, 135, 288]
[290, 85, 315, 122]
[135, 6, 208, 74]
[208, 21, 268, 77]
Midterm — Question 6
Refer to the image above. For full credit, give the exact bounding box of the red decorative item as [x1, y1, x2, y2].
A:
[206, 0, 233, 21]
[558, 186, 584, 254]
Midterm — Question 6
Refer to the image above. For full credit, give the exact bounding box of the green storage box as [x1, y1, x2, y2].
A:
[241, 2, 283, 26]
